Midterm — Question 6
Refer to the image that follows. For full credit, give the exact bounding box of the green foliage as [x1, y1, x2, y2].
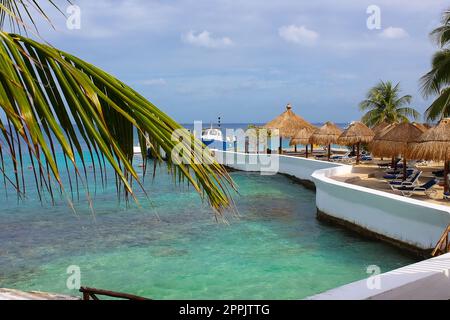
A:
[359, 80, 419, 127]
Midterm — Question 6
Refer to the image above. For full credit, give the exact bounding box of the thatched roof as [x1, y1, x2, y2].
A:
[409, 118, 450, 161]
[412, 122, 430, 132]
[370, 122, 426, 157]
[310, 122, 343, 145]
[289, 127, 316, 146]
[372, 121, 391, 137]
[337, 121, 374, 145]
[264, 104, 314, 138]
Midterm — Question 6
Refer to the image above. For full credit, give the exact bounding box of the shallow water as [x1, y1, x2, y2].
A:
[0, 156, 417, 299]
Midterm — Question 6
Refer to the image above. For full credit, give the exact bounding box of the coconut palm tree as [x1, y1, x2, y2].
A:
[421, 9, 450, 121]
[359, 80, 420, 127]
[0, 1, 234, 213]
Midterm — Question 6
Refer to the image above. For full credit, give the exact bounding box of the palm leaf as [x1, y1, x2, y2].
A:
[0, 31, 235, 214]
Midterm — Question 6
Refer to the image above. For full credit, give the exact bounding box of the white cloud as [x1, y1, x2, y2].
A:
[379, 27, 409, 39]
[182, 31, 234, 48]
[140, 78, 167, 86]
[278, 25, 319, 46]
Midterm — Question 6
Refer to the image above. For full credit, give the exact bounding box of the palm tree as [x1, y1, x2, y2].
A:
[421, 9, 450, 121]
[0, 1, 234, 213]
[359, 81, 420, 127]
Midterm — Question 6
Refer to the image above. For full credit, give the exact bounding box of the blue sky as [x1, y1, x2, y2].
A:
[33, 0, 449, 124]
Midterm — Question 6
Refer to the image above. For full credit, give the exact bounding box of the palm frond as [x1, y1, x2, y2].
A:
[0, 32, 235, 213]
[425, 87, 450, 121]
[420, 49, 450, 97]
[0, 0, 65, 33]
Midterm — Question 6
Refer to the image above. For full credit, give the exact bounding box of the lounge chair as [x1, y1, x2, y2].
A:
[378, 158, 401, 169]
[389, 171, 422, 190]
[433, 170, 445, 178]
[383, 169, 414, 180]
[395, 179, 438, 197]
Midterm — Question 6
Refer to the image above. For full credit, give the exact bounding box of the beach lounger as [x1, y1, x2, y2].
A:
[383, 169, 414, 180]
[389, 171, 422, 190]
[395, 179, 438, 197]
[378, 158, 400, 168]
[433, 170, 445, 178]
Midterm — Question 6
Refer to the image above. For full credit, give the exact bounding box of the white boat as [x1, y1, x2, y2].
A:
[201, 127, 235, 149]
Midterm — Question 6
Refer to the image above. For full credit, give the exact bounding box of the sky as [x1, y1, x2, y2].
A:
[23, 0, 450, 124]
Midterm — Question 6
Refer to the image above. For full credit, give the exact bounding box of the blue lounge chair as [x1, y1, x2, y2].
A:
[395, 179, 438, 197]
[389, 171, 422, 190]
[378, 158, 401, 169]
[383, 169, 414, 180]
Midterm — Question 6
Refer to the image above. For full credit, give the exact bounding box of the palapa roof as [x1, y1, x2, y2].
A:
[337, 121, 374, 146]
[409, 118, 450, 161]
[310, 122, 343, 145]
[264, 104, 315, 138]
[370, 122, 426, 157]
[289, 127, 316, 146]
[372, 121, 391, 137]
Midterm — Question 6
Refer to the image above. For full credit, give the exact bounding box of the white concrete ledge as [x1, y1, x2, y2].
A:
[308, 253, 450, 300]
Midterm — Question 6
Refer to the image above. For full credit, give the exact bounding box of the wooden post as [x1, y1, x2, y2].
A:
[402, 158, 407, 181]
[245, 137, 249, 154]
[279, 136, 282, 154]
[294, 145, 297, 153]
[327, 144, 331, 161]
[311, 144, 314, 155]
[356, 142, 360, 165]
[305, 145, 309, 158]
[445, 160, 449, 194]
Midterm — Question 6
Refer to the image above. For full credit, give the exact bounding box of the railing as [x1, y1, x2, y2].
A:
[432, 224, 450, 257]
[79, 287, 151, 300]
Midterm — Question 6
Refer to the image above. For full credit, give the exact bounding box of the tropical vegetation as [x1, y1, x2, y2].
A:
[359, 80, 420, 127]
[421, 9, 450, 121]
[0, 1, 234, 213]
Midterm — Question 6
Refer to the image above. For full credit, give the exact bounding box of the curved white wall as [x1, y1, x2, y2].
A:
[312, 168, 450, 250]
[214, 150, 450, 251]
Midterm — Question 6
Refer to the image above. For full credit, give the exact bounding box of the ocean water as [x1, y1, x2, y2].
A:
[0, 149, 417, 299]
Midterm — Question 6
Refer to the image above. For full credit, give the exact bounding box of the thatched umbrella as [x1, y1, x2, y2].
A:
[370, 122, 426, 180]
[264, 103, 314, 154]
[337, 121, 374, 164]
[310, 122, 343, 160]
[410, 118, 450, 193]
[289, 126, 316, 158]
[372, 121, 391, 137]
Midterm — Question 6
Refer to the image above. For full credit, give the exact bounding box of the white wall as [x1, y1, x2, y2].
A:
[214, 150, 450, 250]
[309, 253, 450, 300]
[312, 168, 450, 250]
[213, 150, 344, 180]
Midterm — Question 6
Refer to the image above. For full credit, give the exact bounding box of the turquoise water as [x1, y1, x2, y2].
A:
[0, 154, 417, 299]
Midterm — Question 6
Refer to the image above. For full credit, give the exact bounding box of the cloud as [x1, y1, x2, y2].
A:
[379, 27, 409, 39]
[182, 31, 234, 48]
[278, 25, 319, 46]
[140, 78, 167, 86]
